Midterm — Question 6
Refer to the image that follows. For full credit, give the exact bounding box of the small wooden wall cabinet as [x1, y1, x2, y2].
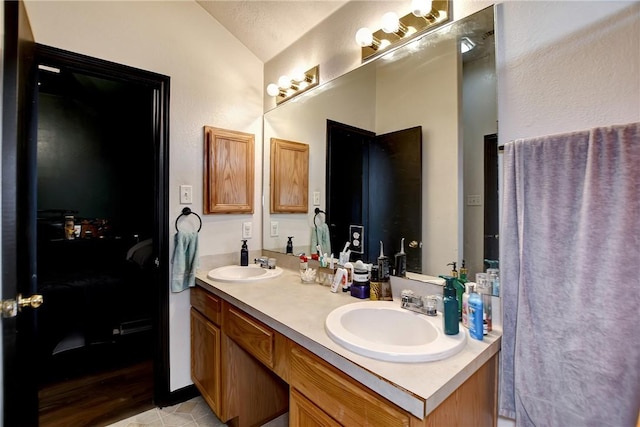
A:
[191, 284, 498, 427]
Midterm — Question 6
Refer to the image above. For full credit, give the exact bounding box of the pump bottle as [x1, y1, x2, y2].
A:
[240, 240, 249, 266]
[440, 275, 459, 335]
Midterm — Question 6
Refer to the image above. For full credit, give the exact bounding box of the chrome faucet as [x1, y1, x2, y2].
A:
[254, 257, 269, 268]
[401, 290, 437, 316]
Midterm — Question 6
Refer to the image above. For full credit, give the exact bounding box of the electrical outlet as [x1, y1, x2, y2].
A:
[242, 222, 252, 239]
[270, 221, 279, 237]
[467, 195, 482, 206]
[313, 191, 321, 206]
[180, 185, 193, 204]
[349, 225, 364, 254]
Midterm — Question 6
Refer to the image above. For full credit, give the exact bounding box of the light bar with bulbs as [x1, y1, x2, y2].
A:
[355, 0, 450, 62]
[266, 65, 320, 105]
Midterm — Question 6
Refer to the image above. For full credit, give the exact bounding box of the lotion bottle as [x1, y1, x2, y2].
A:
[240, 240, 249, 266]
[467, 284, 484, 341]
[440, 275, 459, 335]
[286, 236, 294, 254]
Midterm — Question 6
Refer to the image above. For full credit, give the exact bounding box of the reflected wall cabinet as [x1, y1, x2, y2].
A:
[270, 138, 309, 213]
[203, 126, 254, 214]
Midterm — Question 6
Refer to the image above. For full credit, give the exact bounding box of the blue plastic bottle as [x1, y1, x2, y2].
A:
[439, 275, 459, 335]
[467, 284, 484, 341]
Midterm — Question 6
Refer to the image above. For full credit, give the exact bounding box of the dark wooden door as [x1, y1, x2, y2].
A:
[483, 133, 499, 262]
[369, 127, 422, 272]
[326, 120, 375, 261]
[2, 1, 39, 425]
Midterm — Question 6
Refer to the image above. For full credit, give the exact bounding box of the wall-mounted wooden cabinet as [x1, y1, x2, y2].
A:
[270, 138, 309, 213]
[203, 126, 254, 214]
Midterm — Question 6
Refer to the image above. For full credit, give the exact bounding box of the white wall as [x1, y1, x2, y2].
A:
[375, 39, 461, 275]
[496, 1, 640, 144]
[23, 0, 264, 391]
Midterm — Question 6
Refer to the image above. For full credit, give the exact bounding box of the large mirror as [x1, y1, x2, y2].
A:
[263, 6, 497, 280]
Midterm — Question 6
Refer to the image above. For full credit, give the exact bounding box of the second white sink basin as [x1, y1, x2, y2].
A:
[325, 301, 466, 363]
[207, 264, 283, 282]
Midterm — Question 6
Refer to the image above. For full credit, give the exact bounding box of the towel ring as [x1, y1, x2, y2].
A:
[175, 207, 202, 232]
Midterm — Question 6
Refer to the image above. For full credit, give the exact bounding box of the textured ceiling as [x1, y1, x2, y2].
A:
[196, 1, 349, 63]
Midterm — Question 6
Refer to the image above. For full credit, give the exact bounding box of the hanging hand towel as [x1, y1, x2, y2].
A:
[171, 231, 199, 292]
[311, 222, 331, 255]
[499, 122, 640, 426]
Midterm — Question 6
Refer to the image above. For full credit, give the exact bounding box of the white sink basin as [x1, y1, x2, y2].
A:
[325, 301, 466, 363]
[207, 264, 283, 282]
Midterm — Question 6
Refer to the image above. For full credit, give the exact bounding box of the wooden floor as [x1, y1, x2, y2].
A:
[39, 358, 154, 427]
[38, 335, 155, 427]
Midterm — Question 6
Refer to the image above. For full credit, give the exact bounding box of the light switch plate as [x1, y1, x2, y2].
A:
[313, 191, 321, 206]
[270, 221, 279, 237]
[467, 195, 482, 206]
[180, 185, 193, 204]
[242, 222, 252, 239]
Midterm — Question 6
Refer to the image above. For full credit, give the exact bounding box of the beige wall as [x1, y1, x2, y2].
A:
[24, 0, 264, 391]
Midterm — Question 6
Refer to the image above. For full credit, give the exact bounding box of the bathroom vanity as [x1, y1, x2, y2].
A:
[191, 268, 501, 426]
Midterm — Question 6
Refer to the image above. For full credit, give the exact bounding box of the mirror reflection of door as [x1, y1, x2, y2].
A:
[326, 120, 422, 272]
[483, 133, 499, 262]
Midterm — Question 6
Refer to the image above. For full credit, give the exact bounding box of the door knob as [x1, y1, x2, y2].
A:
[2, 293, 44, 318]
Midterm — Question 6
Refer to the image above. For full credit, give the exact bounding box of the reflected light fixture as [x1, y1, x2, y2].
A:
[460, 37, 476, 54]
[355, 0, 450, 62]
[266, 65, 320, 105]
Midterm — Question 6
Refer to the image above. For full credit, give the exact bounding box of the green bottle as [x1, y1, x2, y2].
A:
[440, 275, 460, 335]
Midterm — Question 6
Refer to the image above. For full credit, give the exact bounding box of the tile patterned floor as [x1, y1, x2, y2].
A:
[106, 396, 226, 427]
[107, 396, 289, 427]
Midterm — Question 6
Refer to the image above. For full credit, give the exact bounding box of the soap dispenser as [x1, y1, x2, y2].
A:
[240, 240, 249, 266]
[286, 236, 294, 254]
[440, 275, 459, 335]
[447, 261, 465, 320]
[394, 238, 407, 277]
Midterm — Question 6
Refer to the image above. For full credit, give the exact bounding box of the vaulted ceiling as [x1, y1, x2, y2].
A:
[196, 1, 349, 63]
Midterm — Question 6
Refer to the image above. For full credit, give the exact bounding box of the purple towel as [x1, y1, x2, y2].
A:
[499, 122, 640, 426]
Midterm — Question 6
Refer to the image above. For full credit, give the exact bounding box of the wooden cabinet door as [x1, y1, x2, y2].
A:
[290, 388, 341, 427]
[191, 308, 222, 417]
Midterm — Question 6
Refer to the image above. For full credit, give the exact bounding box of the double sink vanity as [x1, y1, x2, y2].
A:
[191, 261, 501, 427]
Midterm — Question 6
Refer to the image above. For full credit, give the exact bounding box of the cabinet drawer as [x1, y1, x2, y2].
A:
[290, 346, 410, 427]
[191, 286, 221, 325]
[224, 303, 275, 368]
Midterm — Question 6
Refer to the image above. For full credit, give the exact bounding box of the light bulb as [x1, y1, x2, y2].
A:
[291, 68, 306, 83]
[411, 0, 433, 17]
[277, 75, 291, 89]
[355, 27, 374, 47]
[381, 12, 400, 34]
[266, 83, 280, 97]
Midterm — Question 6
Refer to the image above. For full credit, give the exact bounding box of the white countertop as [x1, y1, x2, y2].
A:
[195, 268, 501, 419]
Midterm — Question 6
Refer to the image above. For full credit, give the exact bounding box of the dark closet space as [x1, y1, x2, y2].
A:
[35, 65, 157, 425]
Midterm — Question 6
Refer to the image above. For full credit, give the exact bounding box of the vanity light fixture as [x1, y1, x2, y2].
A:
[355, 0, 450, 62]
[266, 65, 320, 105]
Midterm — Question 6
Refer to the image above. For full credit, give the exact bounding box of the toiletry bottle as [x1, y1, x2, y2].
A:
[461, 283, 470, 329]
[440, 275, 459, 335]
[467, 284, 484, 341]
[485, 259, 499, 296]
[448, 261, 464, 320]
[460, 259, 468, 282]
[378, 241, 390, 281]
[369, 265, 381, 300]
[343, 261, 354, 291]
[240, 240, 249, 266]
[299, 255, 308, 272]
[394, 237, 407, 277]
[286, 236, 294, 254]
